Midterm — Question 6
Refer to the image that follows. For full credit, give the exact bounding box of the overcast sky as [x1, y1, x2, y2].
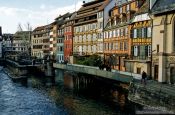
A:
[0, 0, 93, 34]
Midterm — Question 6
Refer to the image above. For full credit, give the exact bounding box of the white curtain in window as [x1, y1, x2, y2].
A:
[134, 29, 137, 38]
[134, 46, 138, 56]
[93, 45, 96, 53]
[79, 36, 82, 42]
[147, 27, 151, 37]
[83, 35, 86, 42]
[93, 34, 97, 41]
[83, 45, 86, 52]
[87, 34, 91, 42]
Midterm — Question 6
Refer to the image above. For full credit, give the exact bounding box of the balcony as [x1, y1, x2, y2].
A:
[131, 56, 151, 61]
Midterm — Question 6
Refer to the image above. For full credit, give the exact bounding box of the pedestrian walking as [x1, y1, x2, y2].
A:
[141, 71, 147, 85]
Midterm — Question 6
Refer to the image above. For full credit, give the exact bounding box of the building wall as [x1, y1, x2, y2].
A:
[152, 13, 175, 82]
[32, 27, 50, 59]
[73, 23, 98, 55]
[64, 24, 73, 61]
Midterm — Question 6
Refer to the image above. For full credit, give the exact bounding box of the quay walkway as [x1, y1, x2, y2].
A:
[129, 79, 175, 113]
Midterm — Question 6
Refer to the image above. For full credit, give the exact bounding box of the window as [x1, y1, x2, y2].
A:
[113, 30, 116, 37]
[137, 28, 142, 38]
[106, 31, 108, 38]
[134, 46, 138, 56]
[120, 29, 123, 36]
[157, 44, 159, 53]
[142, 28, 147, 38]
[120, 42, 123, 50]
[109, 43, 111, 50]
[134, 29, 137, 38]
[99, 22, 103, 29]
[60, 46, 63, 51]
[123, 28, 125, 36]
[126, 4, 130, 12]
[117, 29, 120, 37]
[98, 12, 103, 18]
[119, 7, 122, 14]
[147, 27, 151, 38]
[125, 28, 128, 36]
[124, 42, 127, 51]
[116, 42, 118, 50]
[140, 46, 145, 58]
[109, 31, 112, 38]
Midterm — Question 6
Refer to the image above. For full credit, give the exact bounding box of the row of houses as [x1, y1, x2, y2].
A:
[2, 0, 175, 83]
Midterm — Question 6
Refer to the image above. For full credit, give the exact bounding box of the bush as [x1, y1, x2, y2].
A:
[76, 55, 102, 67]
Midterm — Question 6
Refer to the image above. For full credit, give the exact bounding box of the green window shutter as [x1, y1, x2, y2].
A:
[145, 45, 148, 57]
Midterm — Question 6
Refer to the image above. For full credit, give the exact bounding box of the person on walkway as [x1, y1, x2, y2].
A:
[141, 71, 147, 85]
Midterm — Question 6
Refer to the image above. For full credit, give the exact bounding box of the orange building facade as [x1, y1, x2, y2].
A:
[104, 0, 140, 71]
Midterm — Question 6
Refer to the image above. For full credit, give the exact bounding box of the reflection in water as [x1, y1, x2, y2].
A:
[0, 72, 67, 115]
[1, 69, 166, 115]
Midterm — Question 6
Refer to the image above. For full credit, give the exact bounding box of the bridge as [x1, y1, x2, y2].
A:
[53, 63, 135, 83]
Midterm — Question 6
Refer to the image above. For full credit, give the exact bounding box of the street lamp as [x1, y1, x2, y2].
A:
[150, 49, 156, 79]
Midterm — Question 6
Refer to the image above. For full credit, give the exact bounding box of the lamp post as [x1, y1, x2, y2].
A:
[150, 49, 156, 79]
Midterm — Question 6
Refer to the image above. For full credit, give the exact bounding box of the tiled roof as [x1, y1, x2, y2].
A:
[33, 26, 46, 31]
[33, 24, 51, 32]
[151, 0, 175, 15]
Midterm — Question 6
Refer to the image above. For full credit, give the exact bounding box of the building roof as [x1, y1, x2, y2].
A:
[33, 26, 46, 31]
[33, 24, 52, 32]
[98, 0, 111, 11]
[82, 0, 105, 7]
[135, 0, 149, 15]
[151, 0, 175, 15]
[54, 12, 71, 21]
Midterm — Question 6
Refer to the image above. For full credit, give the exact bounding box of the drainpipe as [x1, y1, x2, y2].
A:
[149, 14, 153, 79]
[103, 10, 105, 64]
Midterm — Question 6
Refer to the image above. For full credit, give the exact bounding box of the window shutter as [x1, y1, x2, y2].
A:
[131, 46, 134, 56]
[144, 28, 147, 38]
[139, 28, 142, 38]
[138, 46, 140, 56]
[136, 29, 139, 38]
[145, 45, 148, 57]
[130, 29, 133, 39]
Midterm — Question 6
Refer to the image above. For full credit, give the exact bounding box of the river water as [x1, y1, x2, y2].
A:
[0, 68, 170, 115]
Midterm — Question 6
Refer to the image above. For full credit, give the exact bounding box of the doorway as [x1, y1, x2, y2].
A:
[170, 67, 175, 84]
[154, 65, 158, 80]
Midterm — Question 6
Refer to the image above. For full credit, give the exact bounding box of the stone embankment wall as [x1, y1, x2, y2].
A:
[128, 83, 175, 113]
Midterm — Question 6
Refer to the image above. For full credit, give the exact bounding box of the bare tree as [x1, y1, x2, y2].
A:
[17, 23, 23, 32]
[24, 22, 32, 31]
[17, 22, 32, 60]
